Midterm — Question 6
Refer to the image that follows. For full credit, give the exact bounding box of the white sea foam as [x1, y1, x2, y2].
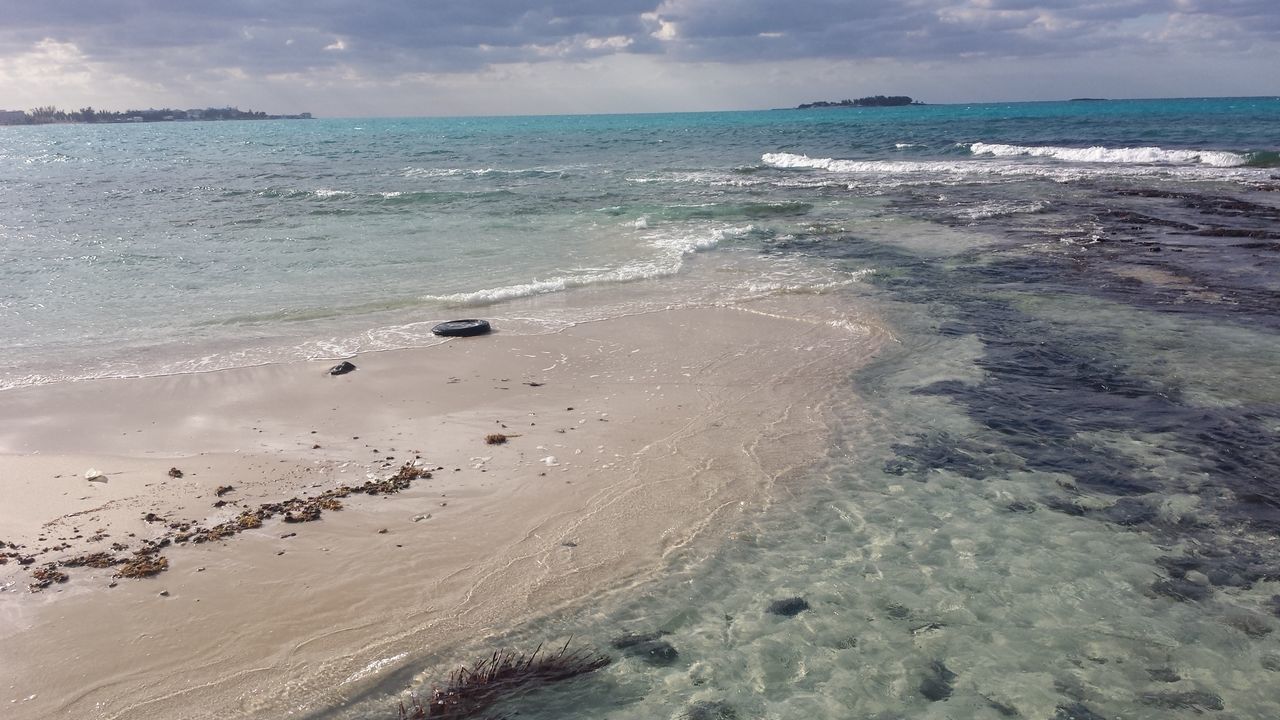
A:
[969, 142, 1248, 167]
[421, 225, 748, 307]
[400, 166, 571, 178]
[341, 652, 408, 685]
[951, 200, 1048, 220]
[760, 151, 1255, 184]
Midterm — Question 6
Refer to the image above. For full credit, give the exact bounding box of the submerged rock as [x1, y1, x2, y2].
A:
[609, 631, 667, 649]
[1140, 690, 1224, 712]
[919, 660, 956, 701]
[628, 639, 679, 666]
[1054, 702, 1107, 720]
[1146, 667, 1181, 683]
[610, 631, 678, 666]
[767, 597, 810, 617]
[1221, 608, 1273, 637]
[1151, 577, 1213, 602]
[984, 696, 1020, 717]
[684, 700, 737, 720]
[1101, 497, 1157, 526]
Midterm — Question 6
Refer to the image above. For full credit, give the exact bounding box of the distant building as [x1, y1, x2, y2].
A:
[0, 109, 26, 125]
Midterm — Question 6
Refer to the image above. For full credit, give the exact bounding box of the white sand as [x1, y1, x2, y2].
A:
[0, 301, 884, 719]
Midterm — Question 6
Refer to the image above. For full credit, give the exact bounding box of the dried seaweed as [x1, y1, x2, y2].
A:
[22, 462, 431, 587]
[29, 563, 69, 591]
[398, 641, 610, 719]
[116, 553, 169, 579]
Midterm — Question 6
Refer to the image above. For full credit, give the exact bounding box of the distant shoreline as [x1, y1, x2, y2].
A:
[0, 106, 313, 126]
[797, 95, 920, 109]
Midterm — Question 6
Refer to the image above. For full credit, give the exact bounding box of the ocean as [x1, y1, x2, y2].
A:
[3, 97, 1280, 718]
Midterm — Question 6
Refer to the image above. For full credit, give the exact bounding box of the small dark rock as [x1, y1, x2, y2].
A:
[1261, 654, 1280, 671]
[168, 467, 183, 478]
[767, 596, 810, 617]
[622, 639, 679, 666]
[1005, 500, 1037, 513]
[885, 602, 910, 619]
[610, 631, 667, 649]
[1146, 667, 1181, 683]
[328, 361, 357, 376]
[919, 660, 956, 701]
[1045, 498, 1087, 516]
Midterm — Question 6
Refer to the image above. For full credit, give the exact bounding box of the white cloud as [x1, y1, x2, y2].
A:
[0, 2, 1276, 116]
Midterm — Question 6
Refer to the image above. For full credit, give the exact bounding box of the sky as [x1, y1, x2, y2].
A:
[0, 1, 1277, 117]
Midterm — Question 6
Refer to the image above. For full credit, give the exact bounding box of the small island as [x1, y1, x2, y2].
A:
[798, 95, 920, 109]
[0, 105, 313, 126]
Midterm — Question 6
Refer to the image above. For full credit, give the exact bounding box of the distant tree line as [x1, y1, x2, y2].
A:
[798, 96, 919, 109]
[3, 106, 309, 125]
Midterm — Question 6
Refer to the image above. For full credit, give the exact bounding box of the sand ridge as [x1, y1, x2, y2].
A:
[0, 302, 884, 719]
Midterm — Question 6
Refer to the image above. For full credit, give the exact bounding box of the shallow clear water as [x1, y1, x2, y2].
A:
[4, 98, 1280, 718]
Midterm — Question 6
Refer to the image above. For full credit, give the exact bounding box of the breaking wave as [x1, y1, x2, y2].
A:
[968, 142, 1250, 167]
[421, 225, 750, 307]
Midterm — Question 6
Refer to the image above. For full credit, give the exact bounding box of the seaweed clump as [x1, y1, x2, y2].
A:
[18, 462, 432, 588]
[116, 552, 169, 579]
[29, 563, 69, 591]
[398, 641, 610, 719]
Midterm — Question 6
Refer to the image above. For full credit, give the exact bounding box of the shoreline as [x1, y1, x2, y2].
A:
[0, 299, 885, 719]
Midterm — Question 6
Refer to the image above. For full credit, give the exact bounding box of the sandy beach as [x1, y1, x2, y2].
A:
[0, 300, 883, 719]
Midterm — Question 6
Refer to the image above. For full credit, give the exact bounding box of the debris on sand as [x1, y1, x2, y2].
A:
[485, 433, 508, 445]
[116, 553, 169, 579]
[168, 467, 184, 478]
[23, 462, 431, 588]
[29, 563, 69, 591]
[329, 360, 357, 376]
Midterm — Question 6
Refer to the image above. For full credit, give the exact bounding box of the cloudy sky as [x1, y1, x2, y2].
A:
[1, 1, 1276, 117]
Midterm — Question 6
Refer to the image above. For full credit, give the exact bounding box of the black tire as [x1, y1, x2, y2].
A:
[431, 319, 492, 337]
[328, 361, 357, 376]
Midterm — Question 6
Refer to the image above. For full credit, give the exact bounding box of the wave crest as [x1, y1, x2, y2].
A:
[421, 226, 749, 307]
[968, 142, 1248, 167]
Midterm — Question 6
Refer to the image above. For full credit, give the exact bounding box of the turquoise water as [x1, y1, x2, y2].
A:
[1, 97, 1277, 388]
[4, 98, 1280, 718]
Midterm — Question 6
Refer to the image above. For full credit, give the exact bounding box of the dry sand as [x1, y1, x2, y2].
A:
[0, 300, 884, 719]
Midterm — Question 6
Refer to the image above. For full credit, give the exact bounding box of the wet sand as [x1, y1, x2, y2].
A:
[0, 301, 883, 719]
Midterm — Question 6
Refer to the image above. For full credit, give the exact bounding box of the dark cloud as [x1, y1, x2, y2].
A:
[0, 0, 1274, 80]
